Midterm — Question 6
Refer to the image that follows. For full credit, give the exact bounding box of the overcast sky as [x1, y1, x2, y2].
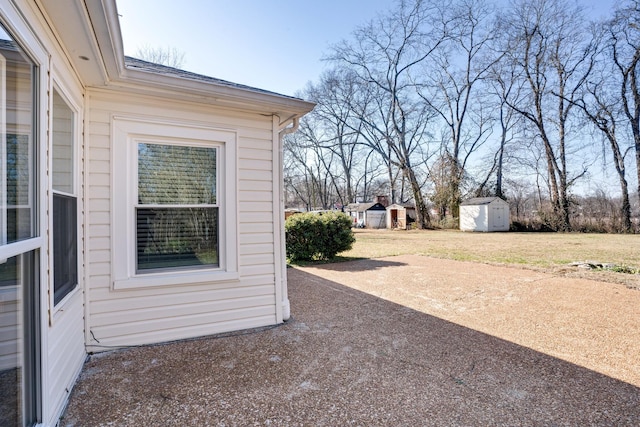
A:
[116, 0, 616, 97]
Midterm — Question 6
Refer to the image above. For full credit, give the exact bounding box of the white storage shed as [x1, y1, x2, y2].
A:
[459, 197, 510, 232]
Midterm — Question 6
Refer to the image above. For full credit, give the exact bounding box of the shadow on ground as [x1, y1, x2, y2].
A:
[61, 268, 640, 426]
[305, 258, 408, 272]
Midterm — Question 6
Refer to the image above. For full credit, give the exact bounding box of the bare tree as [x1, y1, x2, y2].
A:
[302, 69, 371, 205]
[327, 0, 452, 228]
[500, 0, 596, 231]
[416, 0, 499, 219]
[608, 0, 640, 208]
[134, 45, 186, 68]
[283, 131, 334, 210]
[571, 31, 633, 231]
[428, 153, 464, 221]
[480, 53, 523, 199]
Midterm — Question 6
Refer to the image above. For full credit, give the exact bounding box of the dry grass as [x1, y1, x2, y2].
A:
[340, 229, 640, 289]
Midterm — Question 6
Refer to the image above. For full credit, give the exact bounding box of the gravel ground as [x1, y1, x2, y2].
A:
[61, 255, 640, 426]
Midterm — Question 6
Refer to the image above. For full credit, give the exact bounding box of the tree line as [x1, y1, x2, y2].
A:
[284, 0, 640, 232]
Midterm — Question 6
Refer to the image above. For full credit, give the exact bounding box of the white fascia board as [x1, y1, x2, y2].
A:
[111, 67, 316, 119]
[84, 0, 125, 79]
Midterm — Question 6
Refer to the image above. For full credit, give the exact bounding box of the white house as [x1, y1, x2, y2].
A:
[345, 202, 387, 228]
[459, 197, 510, 232]
[0, 1, 314, 425]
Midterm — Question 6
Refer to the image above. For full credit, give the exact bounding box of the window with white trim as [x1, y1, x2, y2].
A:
[136, 142, 218, 272]
[52, 88, 77, 305]
[112, 119, 238, 289]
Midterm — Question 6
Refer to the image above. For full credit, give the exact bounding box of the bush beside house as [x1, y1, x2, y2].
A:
[285, 211, 355, 261]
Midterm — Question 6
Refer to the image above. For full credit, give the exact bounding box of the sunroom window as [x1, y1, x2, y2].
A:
[52, 89, 77, 305]
[1, 36, 36, 246]
[136, 142, 218, 272]
[0, 22, 40, 426]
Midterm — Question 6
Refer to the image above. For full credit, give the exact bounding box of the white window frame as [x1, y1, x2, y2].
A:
[135, 140, 219, 273]
[1, 51, 6, 249]
[112, 117, 238, 290]
[0, 12, 49, 424]
[49, 83, 81, 312]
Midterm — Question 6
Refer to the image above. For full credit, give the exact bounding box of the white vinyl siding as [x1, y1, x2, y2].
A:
[0, 288, 19, 371]
[45, 292, 85, 420]
[85, 89, 280, 350]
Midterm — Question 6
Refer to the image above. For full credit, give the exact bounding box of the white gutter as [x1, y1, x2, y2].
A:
[275, 117, 300, 321]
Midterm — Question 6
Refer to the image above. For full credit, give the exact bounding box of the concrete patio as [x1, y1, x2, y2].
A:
[61, 256, 640, 426]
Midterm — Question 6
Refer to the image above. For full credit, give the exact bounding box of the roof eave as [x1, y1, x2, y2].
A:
[41, 0, 314, 119]
[113, 67, 315, 119]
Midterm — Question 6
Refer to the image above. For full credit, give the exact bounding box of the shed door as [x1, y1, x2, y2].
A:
[491, 205, 507, 230]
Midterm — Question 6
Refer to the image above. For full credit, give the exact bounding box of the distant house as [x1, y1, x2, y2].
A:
[345, 196, 389, 229]
[0, 1, 314, 425]
[345, 202, 388, 228]
[386, 204, 416, 230]
[460, 197, 510, 232]
[284, 208, 303, 220]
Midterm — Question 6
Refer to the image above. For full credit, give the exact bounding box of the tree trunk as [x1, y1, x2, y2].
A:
[635, 133, 640, 204]
[405, 166, 431, 229]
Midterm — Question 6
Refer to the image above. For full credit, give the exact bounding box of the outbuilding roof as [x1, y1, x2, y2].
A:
[345, 202, 387, 212]
[460, 197, 507, 206]
[386, 203, 415, 210]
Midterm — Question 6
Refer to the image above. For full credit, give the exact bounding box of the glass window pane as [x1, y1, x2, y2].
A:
[1, 30, 36, 246]
[52, 90, 74, 194]
[137, 143, 216, 205]
[0, 250, 40, 426]
[136, 207, 218, 271]
[53, 194, 77, 304]
[0, 254, 22, 426]
[6, 135, 32, 242]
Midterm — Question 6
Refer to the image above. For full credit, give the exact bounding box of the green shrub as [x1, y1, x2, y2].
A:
[285, 211, 355, 261]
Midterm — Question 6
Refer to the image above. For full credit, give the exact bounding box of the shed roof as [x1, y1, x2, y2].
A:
[345, 202, 386, 212]
[460, 197, 507, 206]
[386, 203, 415, 210]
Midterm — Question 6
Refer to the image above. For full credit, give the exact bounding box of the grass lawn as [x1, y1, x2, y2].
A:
[338, 229, 640, 289]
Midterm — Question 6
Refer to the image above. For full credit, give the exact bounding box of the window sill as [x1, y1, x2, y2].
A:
[50, 285, 82, 325]
[113, 269, 240, 290]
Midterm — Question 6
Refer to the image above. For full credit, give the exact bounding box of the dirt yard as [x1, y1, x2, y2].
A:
[298, 254, 640, 387]
[60, 231, 640, 426]
[341, 229, 640, 289]
[62, 255, 640, 425]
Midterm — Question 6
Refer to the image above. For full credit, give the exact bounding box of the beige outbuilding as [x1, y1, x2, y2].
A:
[460, 197, 510, 232]
[386, 204, 416, 230]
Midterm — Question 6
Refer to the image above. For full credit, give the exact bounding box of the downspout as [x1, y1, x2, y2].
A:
[281, 117, 300, 135]
[276, 117, 299, 321]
